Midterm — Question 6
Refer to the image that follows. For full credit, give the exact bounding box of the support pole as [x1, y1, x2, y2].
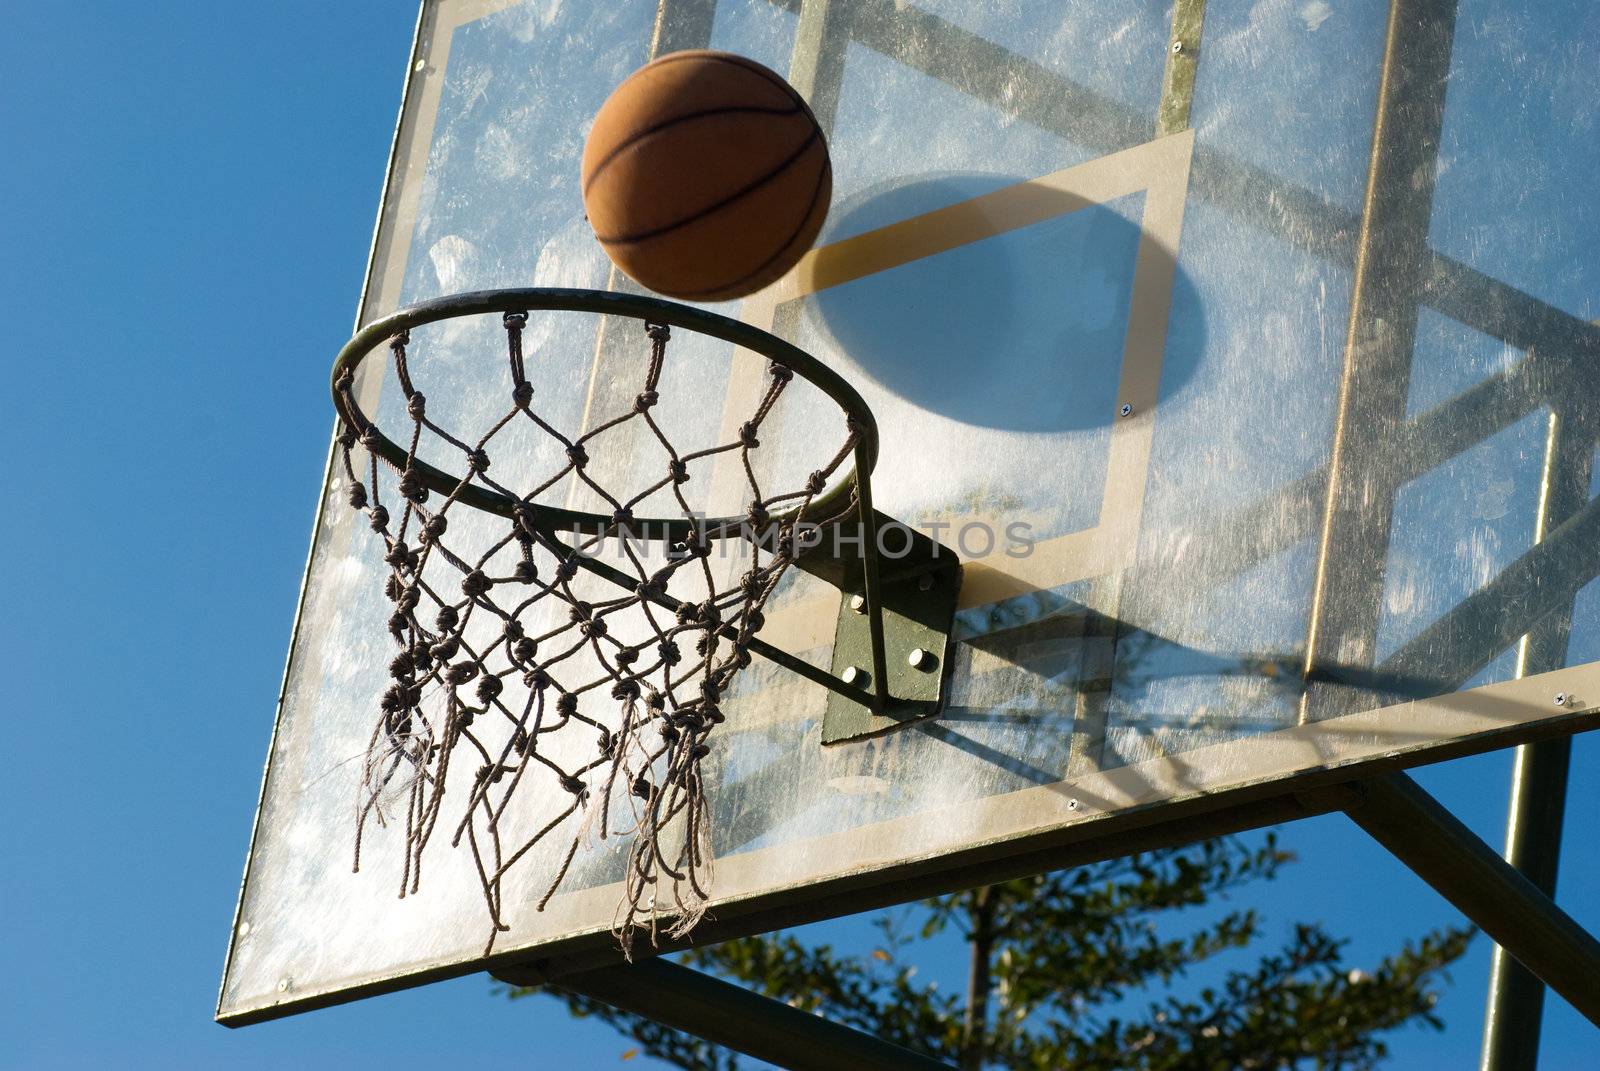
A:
[1343, 772, 1600, 1027]
[1481, 739, 1573, 1070]
[511, 957, 957, 1071]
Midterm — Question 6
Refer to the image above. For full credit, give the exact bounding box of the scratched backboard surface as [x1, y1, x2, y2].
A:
[221, 0, 1600, 1022]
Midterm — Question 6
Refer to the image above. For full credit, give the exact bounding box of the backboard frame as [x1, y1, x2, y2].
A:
[221, 0, 1600, 1031]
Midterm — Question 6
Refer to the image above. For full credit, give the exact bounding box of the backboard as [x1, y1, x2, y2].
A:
[220, 0, 1600, 1024]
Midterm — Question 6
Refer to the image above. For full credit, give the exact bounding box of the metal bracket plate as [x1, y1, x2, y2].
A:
[821, 559, 962, 744]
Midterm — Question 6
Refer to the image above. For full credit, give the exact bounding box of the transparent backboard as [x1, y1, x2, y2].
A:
[220, 0, 1600, 1023]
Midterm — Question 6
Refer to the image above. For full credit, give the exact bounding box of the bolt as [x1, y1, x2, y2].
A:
[842, 666, 867, 687]
[1554, 692, 1569, 707]
[1171, 40, 1184, 55]
[849, 594, 867, 614]
[1120, 403, 1133, 417]
[908, 648, 936, 671]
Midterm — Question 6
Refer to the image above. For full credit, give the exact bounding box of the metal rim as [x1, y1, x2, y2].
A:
[332, 287, 879, 538]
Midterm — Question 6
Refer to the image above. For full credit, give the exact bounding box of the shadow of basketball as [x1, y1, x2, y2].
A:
[798, 173, 1204, 433]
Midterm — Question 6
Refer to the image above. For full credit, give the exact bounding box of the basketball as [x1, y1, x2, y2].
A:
[581, 50, 831, 301]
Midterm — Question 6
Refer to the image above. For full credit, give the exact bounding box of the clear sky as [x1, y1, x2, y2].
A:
[3, 2, 1597, 1069]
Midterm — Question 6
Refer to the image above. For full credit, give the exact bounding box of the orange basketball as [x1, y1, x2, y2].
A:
[581, 51, 832, 302]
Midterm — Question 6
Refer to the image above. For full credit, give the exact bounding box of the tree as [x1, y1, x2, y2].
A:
[502, 833, 1473, 1069]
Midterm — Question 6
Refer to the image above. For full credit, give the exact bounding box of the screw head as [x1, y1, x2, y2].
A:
[849, 594, 867, 614]
[1067, 798, 1080, 810]
[1171, 40, 1184, 54]
[1120, 403, 1133, 417]
[1554, 692, 1569, 707]
[842, 666, 866, 687]
[277, 978, 291, 993]
[908, 648, 936, 671]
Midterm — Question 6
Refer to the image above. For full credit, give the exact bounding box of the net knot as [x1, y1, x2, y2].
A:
[370, 506, 390, 533]
[767, 361, 794, 385]
[631, 774, 652, 800]
[804, 471, 828, 496]
[613, 646, 639, 668]
[512, 382, 534, 408]
[360, 425, 381, 449]
[555, 693, 578, 718]
[513, 559, 539, 583]
[634, 391, 658, 412]
[431, 636, 460, 662]
[559, 774, 588, 798]
[467, 448, 490, 473]
[347, 482, 368, 510]
[554, 557, 580, 582]
[447, 662, 480, 685]
[746, 502, 770, 529]
[461, 570, 492, 597]
[399, 468, 427, 503]
[421, 514, 448, 543]
[611, 679, 640, 702]
[566, 443, 589, 469]
[667, 459, 690, 485]
[611, 506, 634, 528]
[512, 638, 538, 664]
[658, 640, 681, 665]
[738, 422, 761, 448]
[582, 617, 609, 639]
[387, 612, 408, 639]
[525, 667, 551, 690]
[597, 726, 615, 756]
[389, 651, 415, 678]
[475, 674, 504, 703]
[645, 322, 670, 343]
[407, 392, 427, 419]
[502, 311, 528, 329]
[435, 605, 459, 630]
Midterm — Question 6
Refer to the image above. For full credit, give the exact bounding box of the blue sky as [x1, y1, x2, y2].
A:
[3, 2, 1598, 1068]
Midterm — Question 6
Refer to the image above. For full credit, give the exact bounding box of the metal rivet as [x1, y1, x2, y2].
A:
[1119, 403, 1133, 417]
[1067, 798, 1080, 810]
[277, 978, 291, 993]
[908, 648, 935, 671]
[237, 921, 251, 936]
[842, 666, 866, 687]
[849, 594, 867, 614]
[1171, 40, 1184, 54]
[1554, 692, 1568, 707]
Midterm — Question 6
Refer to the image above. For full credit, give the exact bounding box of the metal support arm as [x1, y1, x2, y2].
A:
[498, 956, 956, 1071]
[1339, 772, 1600, 1027]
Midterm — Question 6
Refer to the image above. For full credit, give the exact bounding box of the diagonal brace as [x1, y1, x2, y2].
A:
[497, 956, 956, 1071]
[1333, 771, 1600, 1027]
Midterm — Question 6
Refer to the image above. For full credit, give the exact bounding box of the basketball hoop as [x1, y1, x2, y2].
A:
[332, 287, 959, 953]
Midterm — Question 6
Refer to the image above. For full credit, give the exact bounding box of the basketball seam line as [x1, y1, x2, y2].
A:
[670, 156, 832, 300]
[592, 130, 824, 246]
[582, 103, 804, 196]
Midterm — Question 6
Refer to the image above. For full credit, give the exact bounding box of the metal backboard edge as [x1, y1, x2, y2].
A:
[219, 659, 1600, 1024]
